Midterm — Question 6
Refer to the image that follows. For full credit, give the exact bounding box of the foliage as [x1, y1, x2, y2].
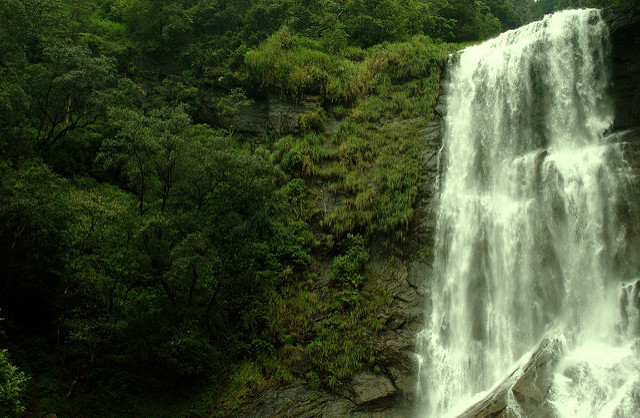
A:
[0, 0, 541, 415]
[0, 162, 73, 328]
[244, 29, 451, 108]
[273, 133, 328, 179]
[305, 283, 393, 391]
[330, 234, 368, 290]
[212, 361, 269, 416]
[215, 87, 254, 134]
[0, 349, 28, 416]
[304, 38, 449, 245]
[26, 42, 120, 148]
[511, 0, 639, 23]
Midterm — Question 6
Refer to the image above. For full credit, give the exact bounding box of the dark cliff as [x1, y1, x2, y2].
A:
[604, 7, 640, 279]
[603, 7, 640, 131]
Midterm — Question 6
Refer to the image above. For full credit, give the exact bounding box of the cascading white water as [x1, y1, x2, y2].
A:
[417, 9, 640, 417]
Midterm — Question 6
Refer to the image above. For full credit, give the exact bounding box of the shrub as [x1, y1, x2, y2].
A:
[298, 108, 326, 133]
[0, 349, 28, 416]
[330, 235, 368, 290]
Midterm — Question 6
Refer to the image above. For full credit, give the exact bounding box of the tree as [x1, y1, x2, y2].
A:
[0, 0, 29, 158]
[0, 0, 28, 120]
[215, 87, 253, 135]
[0, 162, 73, 329]
[100, 107, 157, 215]
[488, 0, 521, 30]
[0, 349, 28, 416]
[27, 42, 119, 148]
[55, 181, 139, 398]
[100, 105, 193, 215]
[342, 0, 407, 47]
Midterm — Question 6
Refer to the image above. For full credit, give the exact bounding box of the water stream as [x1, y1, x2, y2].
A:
[417, 9, 640, 417]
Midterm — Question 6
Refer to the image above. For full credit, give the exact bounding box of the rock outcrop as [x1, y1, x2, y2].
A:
[367, 259, 433, 408]
[603, 8, 640, 280]
[351, 372, 397, 409]
[238, 378, 414, 417]
[236, 107, 441, 416]
[602, 7, 640, 173]
[602, 7, 640, 172]
[457, 338, 563, 418]
[238, 381, 356, 417]
[602, 8, 640, 131]
[197, 92, 327, 135]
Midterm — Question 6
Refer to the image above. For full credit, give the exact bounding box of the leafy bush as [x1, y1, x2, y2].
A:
[273, 133, 327, 178]
[331, 234, 368, 290]
[298, 108, 326, 133]
[244, 27, 334, 96]
[0, 349, 28, 416]
[245, 31, 451, 104]
[305, 283, 393, 391]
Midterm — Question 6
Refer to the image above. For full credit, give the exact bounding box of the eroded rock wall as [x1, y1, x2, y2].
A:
[603, 8, 640, 131]
[237, 109, 443, 416]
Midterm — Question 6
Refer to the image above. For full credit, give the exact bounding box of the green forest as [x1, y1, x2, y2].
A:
[0, 0, 635, 416]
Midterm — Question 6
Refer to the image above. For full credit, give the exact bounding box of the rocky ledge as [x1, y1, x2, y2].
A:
[238, 117, 440, 415]
[457, 337, 563, 418]
[238, 376, 411, 417]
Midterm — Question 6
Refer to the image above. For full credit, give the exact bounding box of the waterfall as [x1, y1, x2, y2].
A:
[417, 9, 640, 417]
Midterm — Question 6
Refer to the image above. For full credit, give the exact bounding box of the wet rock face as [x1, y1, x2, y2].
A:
[620, 278, 640, 338]
[233, 106, 440, 416]
[367, 260, 433, 409]
[457, 338, 563, 418]
[350, 372, 397, 410]
[238, 381, 357, 417]
[613, 379, 640, 418]
[197, 92, 326, 135]
[601, 8, 640, 131]
[238, 380, 415, 418]
[603, 9, 640, 280]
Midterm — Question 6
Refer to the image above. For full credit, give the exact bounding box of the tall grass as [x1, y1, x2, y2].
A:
[244, 28, 451, 104]
[214, 30, 459, 406]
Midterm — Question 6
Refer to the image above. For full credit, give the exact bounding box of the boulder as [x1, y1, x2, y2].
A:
[613, 378, 640, 418]
[351, 372, 397, 410]
[457, 337, 563, 418]
[238, 381, 356, 417]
